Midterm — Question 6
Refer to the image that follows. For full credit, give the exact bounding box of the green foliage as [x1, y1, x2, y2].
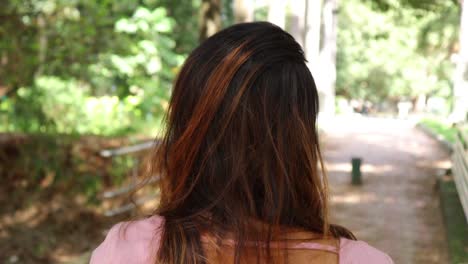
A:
[154, 0, 201, 53]
[336, 0, 460, 104]
[0, 5, 193, 242]
[420, 117, 457, 143]
[367, 0, 459, 12]
[0, 133, 134, 206]
[4, 76, 144, 135]
[0, 1, 189, 136]
[89, 6, 184, 129]
[109, 155, 138, 186]
[254, 6, 269, 21]
[222, 0, 235, 27]
[438, 179, 468, 264]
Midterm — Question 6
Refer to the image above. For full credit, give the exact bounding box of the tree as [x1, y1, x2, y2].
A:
[289, 0, 306, 48]
[335, 0, 459, 110]
[318, 0, 338, 115]
[268, 0, 287, 28]
[234, 0, 254, 23]
[200, 0, 222, 42]
[0, 0, 194, 134]
[452, 0, 468, 121]
[304, 0, 322, 112]
[304, 0, 322, 61]
[0, 0, 144, 96]
[157, 0, 201, 54]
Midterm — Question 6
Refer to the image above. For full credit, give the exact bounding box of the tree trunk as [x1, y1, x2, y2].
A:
[289, 0, 306, 48]
[452, 0, 468, 122]
[318, 0, 338, 116]
[35, 14, 47, 78]
[234, 0, 254, 23]
[304, 0, 322, 70]
[199, 0, 222, 42]
[267, 0, 287, 28]
[415, 94, 427, 113]
[304, 0, 321, 61]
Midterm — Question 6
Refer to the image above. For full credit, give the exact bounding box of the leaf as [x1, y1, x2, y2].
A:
[146, 57, 162, 74]
[151, 7, 167, 21]
[115, 19, 138, 33]
[134, 7, 151, 19]
[153, 19, 173, 33]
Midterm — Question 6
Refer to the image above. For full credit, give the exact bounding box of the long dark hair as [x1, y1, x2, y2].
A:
[150, 22, 355, 264]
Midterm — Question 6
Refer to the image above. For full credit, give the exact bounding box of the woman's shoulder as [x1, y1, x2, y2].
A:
[339, 238, 393, 264]
[90, 217, 393, 264]
[90, 215, 164, 264]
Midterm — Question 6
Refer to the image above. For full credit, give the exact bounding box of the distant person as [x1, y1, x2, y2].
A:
[90, 22, 393, 264]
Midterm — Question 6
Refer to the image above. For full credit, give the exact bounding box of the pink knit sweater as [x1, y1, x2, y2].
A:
[90, 216, 393, 264]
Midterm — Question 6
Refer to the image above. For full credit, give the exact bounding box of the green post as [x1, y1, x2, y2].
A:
[351, 157, 362, 185]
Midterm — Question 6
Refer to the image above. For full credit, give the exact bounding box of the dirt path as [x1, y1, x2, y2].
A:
[323, 116, 450, 264]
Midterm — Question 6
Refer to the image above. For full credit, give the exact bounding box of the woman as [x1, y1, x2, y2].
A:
[91, 22, 392, 264]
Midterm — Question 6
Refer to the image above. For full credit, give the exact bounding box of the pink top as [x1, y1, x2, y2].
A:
[90, 216, 393, 264]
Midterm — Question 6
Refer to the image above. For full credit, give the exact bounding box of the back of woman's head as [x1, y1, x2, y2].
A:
[152, 22, 354, 264]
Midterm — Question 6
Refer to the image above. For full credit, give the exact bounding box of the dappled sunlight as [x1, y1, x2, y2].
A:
[382, 196, 396, 205]
[331, 192, 377, 204]
[325, 162, 394, 174]
[416, 159, 452, 170]
[325, 116, 452, 263]
[330, 189, 431, 207]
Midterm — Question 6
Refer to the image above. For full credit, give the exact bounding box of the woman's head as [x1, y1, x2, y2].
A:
[152, 22, 353, 263]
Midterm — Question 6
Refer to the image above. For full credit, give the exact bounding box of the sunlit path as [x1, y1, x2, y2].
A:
[323, 116, 450, 264]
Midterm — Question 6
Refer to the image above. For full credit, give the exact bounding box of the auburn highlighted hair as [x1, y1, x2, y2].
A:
[149, 22, 355, 264]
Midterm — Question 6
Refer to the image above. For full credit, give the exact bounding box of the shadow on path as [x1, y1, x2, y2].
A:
[323, 116, 450, 264]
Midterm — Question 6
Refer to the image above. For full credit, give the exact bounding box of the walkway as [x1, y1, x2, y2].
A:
[323, 116, 450, 264]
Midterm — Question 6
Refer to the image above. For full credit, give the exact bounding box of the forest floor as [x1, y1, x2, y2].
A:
[0, 134, 141, 264]
[323, 115, 450, 264]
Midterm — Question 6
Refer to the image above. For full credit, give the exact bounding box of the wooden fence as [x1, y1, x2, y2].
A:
[99, 140, 160, 217]
[452, 125, 468, 220]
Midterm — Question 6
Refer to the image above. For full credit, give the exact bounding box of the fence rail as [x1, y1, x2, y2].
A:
[99, 140, 160, 216]
[452, 125, 468, 221]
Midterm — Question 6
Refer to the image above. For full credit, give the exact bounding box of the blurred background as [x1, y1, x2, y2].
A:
[0, 0, 467, 263]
